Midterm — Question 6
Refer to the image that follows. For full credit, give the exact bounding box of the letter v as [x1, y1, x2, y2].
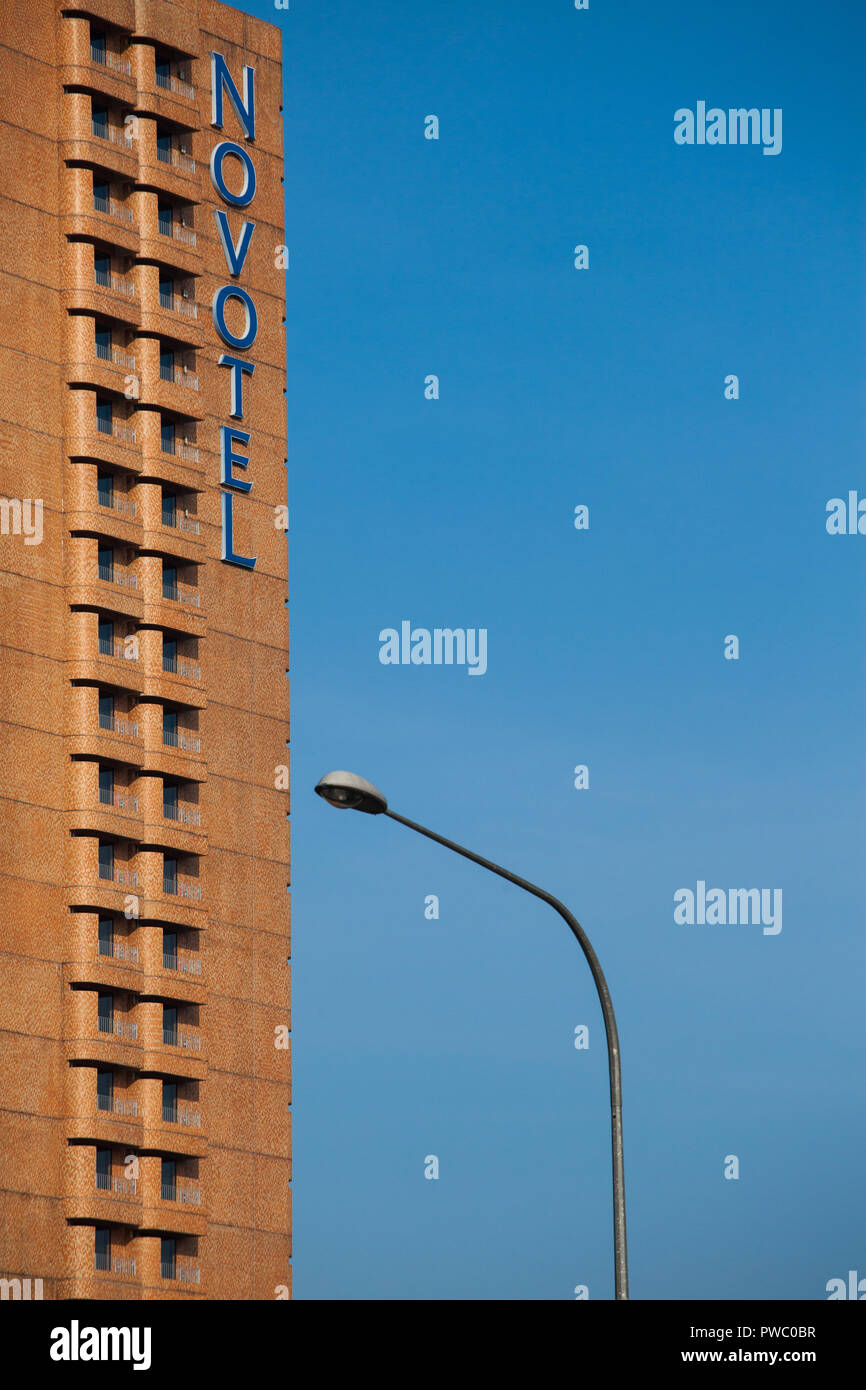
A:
[214, 209, 255, 276]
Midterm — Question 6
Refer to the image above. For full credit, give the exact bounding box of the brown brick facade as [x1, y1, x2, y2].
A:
[0, 0, 290, 1300]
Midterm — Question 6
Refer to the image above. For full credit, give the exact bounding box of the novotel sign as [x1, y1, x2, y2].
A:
[209, 52, 261, 569]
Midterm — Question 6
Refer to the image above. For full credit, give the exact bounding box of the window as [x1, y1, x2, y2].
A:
[163, 929, 177, 969]
[162, 564, 177, 600]
[92, 105, 108, 138]
[162, 490, 177, 526]
[163, 856, 177, 894]
[158, 202, 173, 236]
[161, 419, 175, 454]
[162, 708, 178, 744]
[98, 694, 114, 730]
[96, 470, 113, 504]
[161, 1157, 176, 1200]
[98, 619, 114, 655]
[158, 274, 174, 308]
[95, 1227, 111, 1272]
[160, 348, 175, 382]
[96, 398, 113, 434]
[155, 58, 171, 90]
[97, 992, 114, 1031]
[162, 1079, 177, 1122]
[96, 1148, 111, 1190]
[163, 782, 178, 818]
[98, 767, 114, 805]
[98, 840, 114, 880]
[96, 1069, 114, 1110]
[156, 131, 172, 163]
[95, 327, 112, 363]
[98, 545, 114, 582]
[163, 1004, 178, 1044]
[90, 29, 107, 62]
[94, 253, 111, 287]
[160, 1235, 176, 1279]
[93, 179, 110, 214]
[162, 638, 177, 672]
[98, 916, 114, 956]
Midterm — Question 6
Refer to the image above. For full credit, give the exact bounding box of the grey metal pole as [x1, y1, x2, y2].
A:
[384, 807, 629, 1300]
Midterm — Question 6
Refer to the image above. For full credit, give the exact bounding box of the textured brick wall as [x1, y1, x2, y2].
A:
[0, 0, 290, 1300]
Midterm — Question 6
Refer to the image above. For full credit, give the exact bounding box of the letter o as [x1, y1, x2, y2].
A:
[210, 140, 257, 207]
[212, 284, 258, 350]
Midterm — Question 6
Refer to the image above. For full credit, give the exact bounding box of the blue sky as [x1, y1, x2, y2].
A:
[242, 0, 863, 1297]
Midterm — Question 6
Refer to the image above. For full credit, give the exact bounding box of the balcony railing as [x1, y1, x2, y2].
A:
[162, 876, 202, 901]
[160, 1260, 200, 1283]
[96, 417, 136, 444]
[161, 508, 199, 533]
[162, 728, 201, 753]
[98, 939, 139, 963]
[98, 712, 139, 737]
[160, 436, 199, 461]
[163, 802, 201, 826]
[111, 1255, 136, 1276]
[91, 119, 133, 149]
[161, 1180, 201, 1204]
[155, 71, 195, 101]
[92, 192, 134, 223]
[162, 1027, 201, 1051]
[156, 145, 196, 174]
[96, 1173, 137, 1195]
[90, 42, 132, 76]
[95, 340, 136, 369]
[97, 489, 137, 517]
[98, 1014, 139, 1039]
[162, 655, 201, 680]
[174, 222, 197, 245]
[98, 636, 138, 661]
[160, 363, 199, 389]
[98, 787, 139, 812]
[162, 580, 200, 606]
[162, 1103, 201, 1127]
[157, 290, 198, 318]
[94, 267, 135, 297]
[163, 951, 202, 975]
[97, 563, 138, 589]
[97, 1094, 137, 1116]
[98, 864, 139, 886]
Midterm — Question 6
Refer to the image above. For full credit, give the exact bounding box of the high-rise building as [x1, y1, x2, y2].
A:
[0, 0, 290, 1299]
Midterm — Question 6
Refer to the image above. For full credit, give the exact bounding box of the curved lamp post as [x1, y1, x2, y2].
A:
[314, 769, 629, 1300]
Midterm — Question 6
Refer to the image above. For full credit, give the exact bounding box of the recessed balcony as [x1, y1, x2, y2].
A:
[158, 288, 198, 321]
[92, 189, 133, 226]
[162, 873, 201, 902]
[156, 144, 196, 175]
[97, 863, 138, 887]
[155, 71, 194, 102]
[161, 1025, 200, 1052]
[91, 42, 132, 77]
[96, 1171, 137, 1196]
[97, 1013, 138, 1040]
[96, 1093, 137, 1118]
[161, 653, 200, 681]
[160, 1258, 200, 1284]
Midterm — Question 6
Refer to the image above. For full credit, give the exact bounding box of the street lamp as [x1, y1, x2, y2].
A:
[314, 769, 629, 1300]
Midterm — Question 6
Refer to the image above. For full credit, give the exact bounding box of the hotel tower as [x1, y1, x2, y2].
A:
[0, 0, 291, 1298]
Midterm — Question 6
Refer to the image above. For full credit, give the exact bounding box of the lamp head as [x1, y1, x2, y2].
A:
[314, 770, 388, 816]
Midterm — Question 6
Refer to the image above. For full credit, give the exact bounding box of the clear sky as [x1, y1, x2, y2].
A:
[240, 0, 863, 1298]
